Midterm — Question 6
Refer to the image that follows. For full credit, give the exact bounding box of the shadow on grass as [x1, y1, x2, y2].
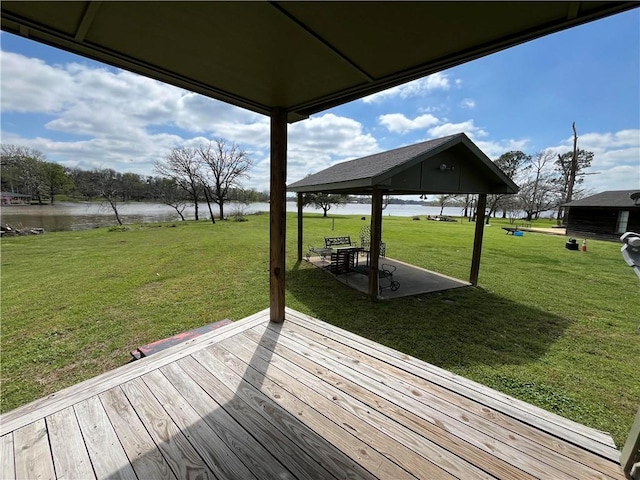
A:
[286, 264, 571, 371]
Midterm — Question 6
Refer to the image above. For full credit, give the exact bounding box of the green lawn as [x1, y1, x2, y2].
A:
[1, 212, 638, 447]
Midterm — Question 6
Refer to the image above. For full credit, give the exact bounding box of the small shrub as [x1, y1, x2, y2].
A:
[230, 204, 249, 222]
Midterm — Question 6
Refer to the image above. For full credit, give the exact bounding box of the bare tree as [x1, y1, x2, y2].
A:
[95, 168, 123, 225]
[436, 194, 457, 215]
[554, 123, 594, 223]
[154, 177, 190, 221]
[518, 150, 558, 221]
[197, 139, 253, 221]
[155, 146, 202, 220]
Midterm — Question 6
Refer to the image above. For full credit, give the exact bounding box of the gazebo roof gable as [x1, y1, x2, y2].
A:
[288, 133, 518, 195]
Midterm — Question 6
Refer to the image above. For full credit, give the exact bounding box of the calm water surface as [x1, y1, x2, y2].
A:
[0, 201, 464, 232]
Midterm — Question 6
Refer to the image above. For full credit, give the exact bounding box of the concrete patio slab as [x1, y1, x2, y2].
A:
[307, 255, 470, 299]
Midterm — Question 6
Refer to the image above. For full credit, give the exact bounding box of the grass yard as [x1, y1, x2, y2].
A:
[1, 211, 638, 447]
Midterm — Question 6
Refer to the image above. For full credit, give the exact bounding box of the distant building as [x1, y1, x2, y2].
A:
[564, 190, 640, 241]
[0, 192, 31, 205]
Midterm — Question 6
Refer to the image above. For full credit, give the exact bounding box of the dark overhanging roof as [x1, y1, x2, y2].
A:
[288, 133, 519, 195]
[564, 190, 640, 208]
[1, 2, 636, 123]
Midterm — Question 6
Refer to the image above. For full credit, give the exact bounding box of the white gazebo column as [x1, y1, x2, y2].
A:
[270, 108, 287, 322]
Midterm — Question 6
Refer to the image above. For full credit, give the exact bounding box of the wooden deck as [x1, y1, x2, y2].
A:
[0, 308, 624, 479]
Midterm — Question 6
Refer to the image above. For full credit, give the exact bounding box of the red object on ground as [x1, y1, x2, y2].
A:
[130, 319, 232, 360]
[582, 239, 587, 252]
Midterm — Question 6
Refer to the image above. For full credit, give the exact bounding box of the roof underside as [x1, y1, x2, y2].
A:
[288, 133, 519, 195]
[1, 2, 636, 123]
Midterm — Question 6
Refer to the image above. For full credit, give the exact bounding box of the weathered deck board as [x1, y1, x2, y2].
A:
[241, 325, 536, 480]
[47, 406, 95, 479]
[174, 357, 356, 480]
[100, 387, 177, 480]
[0, 434, 15, 480]
[0, 308, 625, 480]
[13, 419, 55, 480]
[218, 333, 461, 479]
[141, 369, 261, 480]
[120, 377, 214, 479]
[193, 345, 399, 479]
[268, 318, 621, 479]
[75, 396, 137, 480]
[244, 323, 613, 480]
[158, 362, 299, 480]
[285, 307, 619, 457]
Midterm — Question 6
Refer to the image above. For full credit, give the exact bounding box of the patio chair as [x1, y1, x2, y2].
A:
[326, 248, 357, 275]
[359, 225, 386, 257]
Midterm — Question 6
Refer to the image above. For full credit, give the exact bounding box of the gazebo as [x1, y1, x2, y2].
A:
[288, 133, 518, 297]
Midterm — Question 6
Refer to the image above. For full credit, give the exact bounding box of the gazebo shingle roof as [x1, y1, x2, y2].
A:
[288, 133, 518, 195]
[290, 135, 456, 188]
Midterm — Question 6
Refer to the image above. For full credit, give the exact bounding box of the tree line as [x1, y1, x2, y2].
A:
[2, 125, 594, 225]
[474, 136, 593, 223]
[1, 140, 268, 224]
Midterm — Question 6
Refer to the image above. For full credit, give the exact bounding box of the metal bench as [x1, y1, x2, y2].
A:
[306, 236, 354, 262]
[324, 236, 353, 249]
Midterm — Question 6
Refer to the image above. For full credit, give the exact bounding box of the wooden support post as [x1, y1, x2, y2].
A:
[368, 189, 383, 299]
[270, 108, 287, 323]
[621, 407, 640, 478]
[470, 193, 487, 286]
[297, 192, 303, 262]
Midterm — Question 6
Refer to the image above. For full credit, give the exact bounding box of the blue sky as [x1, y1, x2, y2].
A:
[1, 9, 639, 195]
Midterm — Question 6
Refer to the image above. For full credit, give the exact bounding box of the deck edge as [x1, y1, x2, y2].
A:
[0, 308, 271, 435]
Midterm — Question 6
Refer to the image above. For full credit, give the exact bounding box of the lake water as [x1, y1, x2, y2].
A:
[0, 201, 467, 232]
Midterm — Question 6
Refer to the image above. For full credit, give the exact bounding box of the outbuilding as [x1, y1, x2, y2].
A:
[564, 190, 640, 241]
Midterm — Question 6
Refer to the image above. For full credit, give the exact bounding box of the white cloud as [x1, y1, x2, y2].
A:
[361, 72, 452, 103]
[427, 120, 487, 139]
[1, 51, 381, 192]
[474, 138, 531, 159]
[0, 52, 75, 112]
[0, 51, 277, 188]
[378, 113, 439, 134]
[460, 98, 476, 109]
[286, 113, 380, 185]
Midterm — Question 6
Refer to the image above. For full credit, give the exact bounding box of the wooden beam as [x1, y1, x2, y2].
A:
[621, 407, 640, 477]
[75, 2, 102, 41]
[297, 193, 303, 262]
[368, 189, 383, 299]
[270, 108, 287, 322]
[469, 193, 487, 286]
